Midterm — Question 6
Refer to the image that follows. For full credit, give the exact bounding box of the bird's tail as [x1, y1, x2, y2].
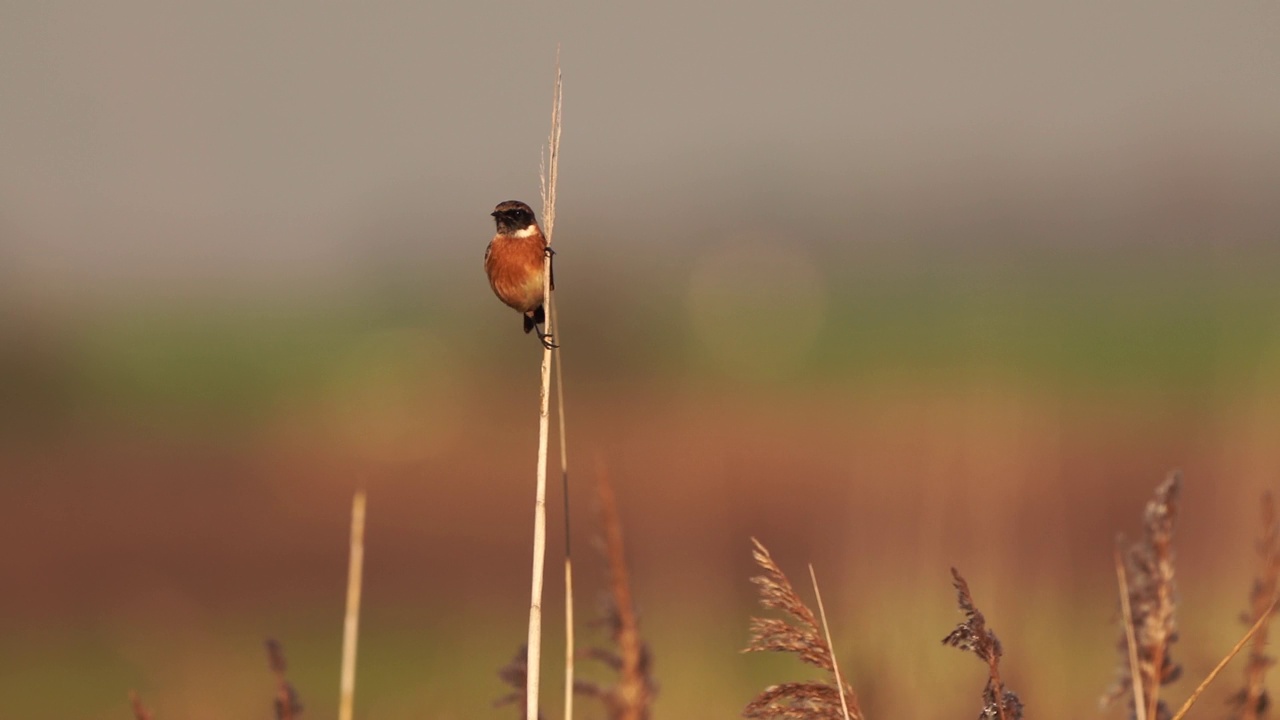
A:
[523, 304, 545, 334]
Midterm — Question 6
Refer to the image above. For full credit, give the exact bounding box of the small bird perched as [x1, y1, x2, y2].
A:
[484, 200, 556, 348]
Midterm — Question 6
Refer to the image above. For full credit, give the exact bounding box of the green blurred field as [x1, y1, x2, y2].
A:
[32, 245, 1280, 428]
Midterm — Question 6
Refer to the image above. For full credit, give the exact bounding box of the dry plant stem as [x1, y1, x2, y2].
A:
[524, 252, 552, 720]
[526, 53, 562, 720]
[987, 653, 1009, 720]
[597, 466, 649, 719]
[1170, 596, 1279, 720]
[808, 564, 852, 720]
[1116, 545, 1148, 720]
[978, 631, 1015, 720]
[564, 556, 575, 720]
[339, 490, 366, 720]
[551, 296, 575, 720]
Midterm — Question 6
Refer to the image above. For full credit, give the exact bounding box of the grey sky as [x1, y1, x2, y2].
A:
[2, 3, 1278, 296]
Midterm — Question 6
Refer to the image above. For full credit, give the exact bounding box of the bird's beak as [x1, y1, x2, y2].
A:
[490, 211, 500, 217]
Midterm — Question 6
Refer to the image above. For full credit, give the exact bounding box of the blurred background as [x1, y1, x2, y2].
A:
[2, 3, 1279, 719]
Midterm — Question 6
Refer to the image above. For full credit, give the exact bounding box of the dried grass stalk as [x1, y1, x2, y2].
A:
[1169, 597, 1276, 720]
[809, 565, 852, 720]
[575, 467, 656, 720]
[1103, 472, 1183, 720]
[564, 554, 576, 720]
[526, 53, 563, 720]
[1115, 546, 1148, 720]
[1228, 491, 1280, 720]
[543, 48, 575, 719]
[743, 538, 862, 720]
[338, 489, 366, 720]
[942, 568, 1024, 720]
[555, 291, 574, 720]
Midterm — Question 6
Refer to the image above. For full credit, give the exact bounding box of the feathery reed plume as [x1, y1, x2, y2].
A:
[539, 47, 562, 243]
[526, 51, 563, 720]
[497, 645, 546, 720]
[742, 538, 862, 720]
[941, 568, 1024, 720]
[1228, 491, 1280, 720]
[1103, 472, 1182, 720]
[128, 690, 154, 720]
[575, 466, 656, 720]
[339, 490, 366, 720]
[266, 638, 303, 720]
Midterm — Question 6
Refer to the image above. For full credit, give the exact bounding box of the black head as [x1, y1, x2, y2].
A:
[491, 200, 538, 234]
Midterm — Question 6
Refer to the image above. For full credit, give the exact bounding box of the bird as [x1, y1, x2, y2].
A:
[484, 200, 556, 348]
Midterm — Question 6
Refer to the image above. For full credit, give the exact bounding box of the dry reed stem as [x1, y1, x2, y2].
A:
[338, 490, 366, 720]
[942, 568, 1023, 720]
[128, 690, 154, 720]
[808, 565, 851, 720]
[553, 293, 574, 720]
[1115, 545, 1148, 720]
[526, 52, 562, 720]
[266, 639, 302, 720]
[564, 555, 576, 720]
[1230, 491, 1280, 720]
[1170, 594, 1279, 720]
[576, 465, 655, 720]
[743, 538, 862, 720]
[544, 53, 574, 715]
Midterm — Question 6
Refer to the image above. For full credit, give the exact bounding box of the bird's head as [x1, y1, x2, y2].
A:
[491, 200, 539, 236]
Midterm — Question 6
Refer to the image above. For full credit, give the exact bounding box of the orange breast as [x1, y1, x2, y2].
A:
[485, 234, 548, 312]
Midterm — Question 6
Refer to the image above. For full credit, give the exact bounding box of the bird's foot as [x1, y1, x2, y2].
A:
[535, 327, 559, 350]
[544, 246, 556, 258]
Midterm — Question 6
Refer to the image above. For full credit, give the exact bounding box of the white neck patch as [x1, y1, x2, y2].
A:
[512, 225, 541, 238]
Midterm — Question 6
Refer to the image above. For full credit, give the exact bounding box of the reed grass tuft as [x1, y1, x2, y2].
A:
[743, 538, 862, 720]
[575, 466, 656, 720]
[266, 638, 303, 720]
[1103, 472, 1182, 720]
[942, 568, 1024, 720]
[1228, 491, 1280, 720]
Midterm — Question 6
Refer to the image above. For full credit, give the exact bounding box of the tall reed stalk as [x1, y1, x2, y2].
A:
[525, 54, 563, 720]
[339, 490, 366, 720]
